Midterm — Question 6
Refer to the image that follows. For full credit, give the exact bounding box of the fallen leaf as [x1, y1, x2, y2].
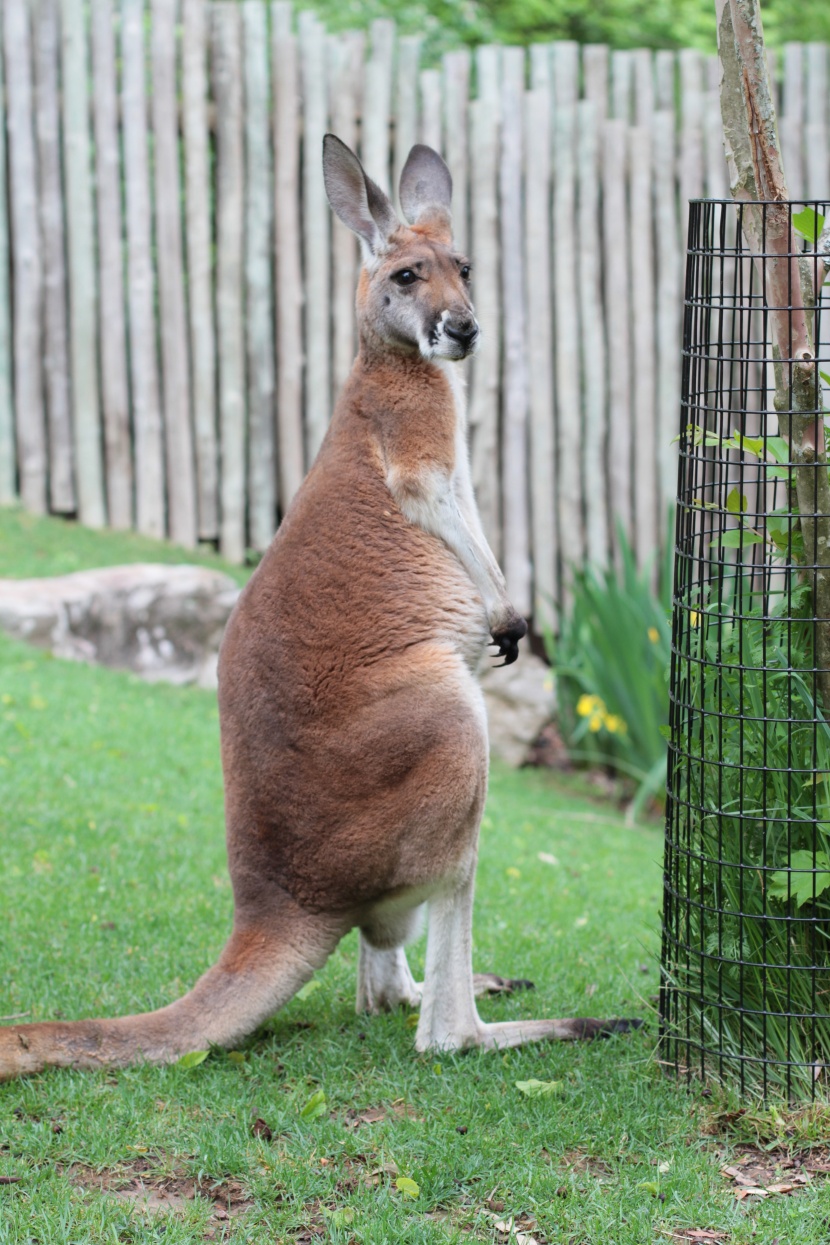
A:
[488, 1212, 540, 1244]
[515, 1079, 563, 1098]
[299, 1090, 327, 1120]
[227, 1050, 246, 1065]
[734, 1187, 768, 1200]
[537, 852, 558, 866]
[296, 980, 321, 1001]
[251, 1117, 272, 1141]
[176, 1050, 208, 1070]
[0, 1177, 22, 1185]
[395, 1175, 420, 1199]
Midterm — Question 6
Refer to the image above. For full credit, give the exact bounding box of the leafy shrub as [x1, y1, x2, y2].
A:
[549, 524, 671, 818]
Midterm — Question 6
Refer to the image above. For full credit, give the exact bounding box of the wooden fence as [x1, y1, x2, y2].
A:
[0, 3, 827, 627]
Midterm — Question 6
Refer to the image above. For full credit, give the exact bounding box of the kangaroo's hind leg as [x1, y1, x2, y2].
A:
[356, 905, 424, 1013]
[415, 853, 640, 1053]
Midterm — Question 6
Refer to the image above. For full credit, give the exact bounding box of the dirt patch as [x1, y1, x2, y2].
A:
[341, 1099, 421, 1129]
[68, 1156, 252, 1237]
[561, 1149, 614, 1179]
[718, 1144, 829, 1200]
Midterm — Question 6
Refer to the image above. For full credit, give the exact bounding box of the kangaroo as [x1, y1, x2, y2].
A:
[0, 138, 636, 1080]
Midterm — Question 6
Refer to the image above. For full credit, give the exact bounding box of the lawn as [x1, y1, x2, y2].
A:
[1, 507, 829, 1243]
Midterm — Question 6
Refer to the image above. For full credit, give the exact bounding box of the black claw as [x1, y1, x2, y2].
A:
[489, 616, 527, 668]
[595, 1017, 644, 1039]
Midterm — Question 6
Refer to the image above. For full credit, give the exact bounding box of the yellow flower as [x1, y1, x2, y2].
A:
[647, 627, 659, 644]
[689, 610, 700, 628]
[588, 714, 603, 733]
[577, 693, 605, 718]
[604, 714, 627, 734]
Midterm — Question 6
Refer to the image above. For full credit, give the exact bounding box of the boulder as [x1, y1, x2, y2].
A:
[479, 650, 553, 768]
[0, 564, 240, 688]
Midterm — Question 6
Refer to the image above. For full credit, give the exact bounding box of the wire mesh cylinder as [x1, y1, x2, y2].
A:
[661, 198, 830, 1100]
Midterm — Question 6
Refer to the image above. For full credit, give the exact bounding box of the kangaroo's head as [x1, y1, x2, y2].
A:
[323, 134, 478, 362]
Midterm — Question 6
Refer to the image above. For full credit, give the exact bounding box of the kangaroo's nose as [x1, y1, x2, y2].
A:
[444, 316, 479, 345]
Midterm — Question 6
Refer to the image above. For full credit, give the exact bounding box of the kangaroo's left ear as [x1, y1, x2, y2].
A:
[399, 144, 453, 244]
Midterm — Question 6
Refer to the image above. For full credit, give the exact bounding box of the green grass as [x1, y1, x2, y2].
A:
[2, 509, 830, 1242]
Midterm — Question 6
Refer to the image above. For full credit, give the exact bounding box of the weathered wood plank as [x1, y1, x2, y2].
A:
[468, 45, 501, 559]
[362, 17, 395, 193]
[91, 0, 132, 528]
[524, 86, 555, 629]
[582, 44, 609, 120]
[33, 0, 73, 513]
[62, 0, 105, 526]
[530, 43, 550, 91]
[704, 57, 728, 199]
[805, 43, 829, 199]
[395, 36, 421, 202]
[628, 125, 657, 569]
[122, 0, 164, 539]
[611, 48, 633, 122]
[152, 0, 196, 547]
[329, 31, 364, 399]
[182, 0, 218, 539]
[299, 10, 330, 463]
[443, 49, 471, 250]
[577, 99, 607, 568]
[652, 109, 681, 518]
[632, 48, 654, 126]
[0, 6, 13, 504]
[499, 46, 530, 616]
[212, 2, 246, 562]
[678, 48, 704, 245]
[654, 49, 675, 111]
[552, 42, 583, 582]
[272, 2, 304, 509]
[5, 0, 46, 513]
[602, 118, 632, 545]
[781, 42, 804, 199]
[419, 69, 442, 151]
[243, 0, 276, 552]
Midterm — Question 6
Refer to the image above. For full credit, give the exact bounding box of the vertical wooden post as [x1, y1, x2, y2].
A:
[299, 11, 330, 463]
[394, 36, 421, 203]
[91, 0, 132, 529]
[652, 109, 682, 522]
[629, 124, 657, 568]
[805, 43, 829, 199]
[122, 0, 164, 539]
[362, 18, 395, 193]
[524, 86, 555, 629]
[602, 118, 632, 546]
[152, 0, 196, 547]
[780, 43, 804, 199]
[4, 0, 47, 514]
[0, 5, 13, 505]
[552, 42, 583, 581]
[243, 0, 277, 552]
[583, 44, 609, 120]
[468, 45, 501, 559]
[655, 49, 675, 111]
[62, 0, 105, 527]
[419, 69, 442, 151]
[33, 0, 74, 513]
[611, 49, 633, 122]
[443, 49, 471, 252]
[212, 2, 246, 562]
[499, 46, 530, 616]
[329, 30, 364, 398]
[633, 48, 655, 126]
[272, 2, 304, 509]
[182, 0, 219, 540]
[577, 99, 608, 568]
[678, 48, 705, 244]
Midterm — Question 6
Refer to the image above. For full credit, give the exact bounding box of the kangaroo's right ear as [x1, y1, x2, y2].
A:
[323, 134, 399, 260]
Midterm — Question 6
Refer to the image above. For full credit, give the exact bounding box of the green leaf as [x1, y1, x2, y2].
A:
[637, 1180, 661, 1196]
[395, 1176, 420, 1199]
[820, 370, 830, 387]
[176, 1050, 209, 1069]
[323, 1207, 356, 1226]
[299, 1089, 327, 1120]
[792, 206, 825, 244]
[227, 1050, 246, 1065]
[710, 528, 764, 548]
[515, 1078, 564, 1097]
[726, 487, 748, 515]
[730, 431, 764, 457]
[658, 724, 672, 741]
[769, 851, 830, 906]
[765, 436, 792, 464]
[296, 979, 321, 1000]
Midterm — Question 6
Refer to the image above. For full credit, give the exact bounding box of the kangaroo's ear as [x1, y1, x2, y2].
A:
[398, 144, 453, 242]
[323, 134, 398, 259]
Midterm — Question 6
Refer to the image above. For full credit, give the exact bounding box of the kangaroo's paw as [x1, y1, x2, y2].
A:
[473, 973, 535, 997]
[356, 943, 423, 1014]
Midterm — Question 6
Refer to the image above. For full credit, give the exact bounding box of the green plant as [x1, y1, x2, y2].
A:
[548, 523, 672, 819]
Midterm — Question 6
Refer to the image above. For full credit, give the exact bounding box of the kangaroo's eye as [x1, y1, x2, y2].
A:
[392, 269, 418, 287]
[460, 264, 471, 281]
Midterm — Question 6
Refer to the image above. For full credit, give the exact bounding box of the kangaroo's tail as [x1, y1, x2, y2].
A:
[0, 895, 343, 1080]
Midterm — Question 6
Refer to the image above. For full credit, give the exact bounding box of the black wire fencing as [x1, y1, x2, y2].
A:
[661, 198, 830, 1101]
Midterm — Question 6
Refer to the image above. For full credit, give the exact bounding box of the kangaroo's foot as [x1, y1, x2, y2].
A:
[473, 973, 534, 996]
[356, 941, 423, 1014]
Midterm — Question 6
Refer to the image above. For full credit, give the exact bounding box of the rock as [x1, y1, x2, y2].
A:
[0, 564, 240, 688]
[479, 651, 553, 768]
